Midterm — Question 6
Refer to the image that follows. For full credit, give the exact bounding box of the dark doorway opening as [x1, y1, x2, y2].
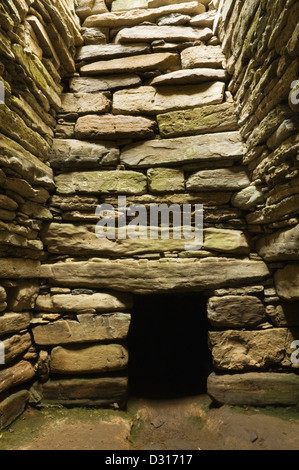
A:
[127, 293, 213, 399]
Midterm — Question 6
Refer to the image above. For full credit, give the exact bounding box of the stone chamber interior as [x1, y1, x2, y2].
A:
[0, 0, 299, 431]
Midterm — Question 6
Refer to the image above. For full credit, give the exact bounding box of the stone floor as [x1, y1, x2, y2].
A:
[1, 395, 299, 451]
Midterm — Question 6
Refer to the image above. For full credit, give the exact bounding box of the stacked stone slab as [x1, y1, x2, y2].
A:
[0, 0, 81, 429]
[207, 0, 299, 405]
[35, 0, 284, 409]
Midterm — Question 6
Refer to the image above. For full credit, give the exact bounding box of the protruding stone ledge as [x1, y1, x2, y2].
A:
[115, 25, 213, 43]
[40, 258, 270, 293]
[207, 372, 299, 406]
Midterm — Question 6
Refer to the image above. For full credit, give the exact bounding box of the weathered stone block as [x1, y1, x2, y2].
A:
[41, 376, 127, 406]
[207, 372, 299, 406]
[257, 225, 299, 261]
[50, 344, 128, 374]
[81, 52, 180, 75]
[36, 292, 132, 313]
[6, 281, 39, 312]
[3, 332, 32, 364]
[59, 93, 111, 115]
[157, 103, 238, 137]
[113, 83, 225, 115]
[75, 114, 156, 140]
[70, 75, 142, 93]
[149, 68, 229, 86]
[0, 313, 31, 337]
[0, 390, 30, 430]
[275, 265, 299, 301]
[55, 171, 147, 195]
[84, 2, 206, 28]
[0, 361, 35, 394]
[121, 132, 243, 168]
[147, 168, 185, 193]
[186, 167, 250, 192]
[207, 295, 266, 328]
[115, 25, 212, 43]
[49, 139, 119, 170]
[181, 45, 226, 69]
[76, 43, 150, 62]
[209, 329, 299, 371]
[32, 313, 131, 345]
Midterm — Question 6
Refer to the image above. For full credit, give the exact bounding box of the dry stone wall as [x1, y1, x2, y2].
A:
[1, 0, 299, 426]
[208, 0, 299, 405]
[0, 0, 81, 429]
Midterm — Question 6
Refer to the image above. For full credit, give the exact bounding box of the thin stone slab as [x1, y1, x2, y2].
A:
[0, 259, 41, 279]
[40, 258, 270, 294]
[3, 332, 32, 364]
[49, 139, 120, 170]
[111, 0, 148, 10]
[84, 2, 206, 27]
[55, 171, 147, 195]
[115, 26, 213, 43]
[41, 377, 127, 406]
[181, 45, 226, 69]
[157, 103, 238, 137]
[76, 43, 150, 63]
[75, 114, 156, 140]
[32, 313, 131, 345]
[186, 167, 250, 192]
[42, 223, 249, 256]
[149, 68, 229, 86]
[207, 372, 299, 406]
[80, 52, 180, 75]
[36, 292, 133, 312]
[69, 75, 142, 93]
[121, 132, 244, 168]
[50, 344, 128, 374]
[113, 82, 225, 115]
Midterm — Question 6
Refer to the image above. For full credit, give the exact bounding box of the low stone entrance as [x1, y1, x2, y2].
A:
[128, 293, 212, 398]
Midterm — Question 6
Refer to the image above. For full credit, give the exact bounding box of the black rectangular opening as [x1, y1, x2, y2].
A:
[127, 293, 213, 399]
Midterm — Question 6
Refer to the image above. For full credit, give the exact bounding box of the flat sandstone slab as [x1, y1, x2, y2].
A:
[36, 292, 132, 312]
[181, 45, 226, 69]
[186, 167, 250, 191]
[40, 258, 270, 294]
[49, 139, 119, 170]
[55, 171, 147, 195]
[50, 344, 128, 374]
[69, 75, 142, 93]
[113, 83, 225, 115]
[121, 131, 244, 167]
[76, 43, 150, 62]
[84, 2, 205, 27]
[75, 114, 156, 140]
[32, 313, 131, 345]
[207, 372, 299, 406]
[115, 26, 213, 43]
[59, 93, 111, 115]
[157, 102, 238, 137]
[80, 52, 180, 75]
[41, 377, 127, 405]
[149, 68, 229, 86]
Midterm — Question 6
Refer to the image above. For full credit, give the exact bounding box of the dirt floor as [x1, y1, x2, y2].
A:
[1, 395, 299, 451]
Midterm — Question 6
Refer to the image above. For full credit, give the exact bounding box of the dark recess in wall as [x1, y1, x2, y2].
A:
[128, 293, 213, 399]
